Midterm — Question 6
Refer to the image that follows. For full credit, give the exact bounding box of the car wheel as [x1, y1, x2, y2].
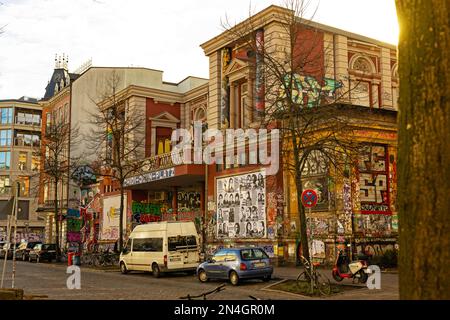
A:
[229, 271, 239, 286]
[198, 269, 209, 283]
[36, 256, 40, 263]
[120, 262, 129, 275]
[22, 254, 26, 261]
[262, 274, 271, 282]
[28, 255, 32, 262]
[152, 263, 161, 278]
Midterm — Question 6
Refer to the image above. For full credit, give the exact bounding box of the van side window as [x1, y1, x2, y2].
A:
[132, 238, 163, 252]
[125, 240, 132, 252]
[168, 236, 197, 251]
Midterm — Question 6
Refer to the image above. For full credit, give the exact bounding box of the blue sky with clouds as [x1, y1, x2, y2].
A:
[0, 0, 398, 99]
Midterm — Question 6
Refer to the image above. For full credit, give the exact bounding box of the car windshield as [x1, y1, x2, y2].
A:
[33, 244, 42, 250]
[27, 242, 41, 248]
[240, 248, 269, 260]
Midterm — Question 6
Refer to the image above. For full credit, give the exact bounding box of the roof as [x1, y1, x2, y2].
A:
[43, 68, 77, 100]
[0, 97, 39, 104]
[200, 5, 396, 55]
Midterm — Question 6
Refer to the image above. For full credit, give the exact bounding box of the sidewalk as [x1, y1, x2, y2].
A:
[272, 265, 399, 300]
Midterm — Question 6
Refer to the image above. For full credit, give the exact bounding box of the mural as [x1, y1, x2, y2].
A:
[221, 47, 232, 128]
[353, 214, 393, 237]
[216, 170, 266, 239]
[358, 145, 390, 213]
[177, 191, 201, 212]
[101, 194, 128, 240]
[278, 74, 343, 108]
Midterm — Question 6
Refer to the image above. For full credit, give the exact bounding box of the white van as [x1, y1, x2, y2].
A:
[119, 221, 200, 277]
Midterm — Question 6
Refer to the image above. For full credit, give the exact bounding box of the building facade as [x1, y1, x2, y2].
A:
[200, 5, 398, 264]
[0, 96, 44, 242]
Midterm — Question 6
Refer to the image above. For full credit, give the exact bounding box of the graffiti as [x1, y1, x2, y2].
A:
[355, 241, 396, 257]
[67, 232, 81, 242]
[311, 239, 325, 258]
[221, 47, 232, 128]
[0, 231, 43, 242]
[67, 219, 82, 232]
[177, 191, 201, 211]
[67, 208, 80, 218]
[353, 214, 393, 237]
[303, 177, 329, 211]
[255, 29, 265, 113]
[307, 217, 331, 236]
[278, 74, 343, 108]
[358, 145, 390, 213]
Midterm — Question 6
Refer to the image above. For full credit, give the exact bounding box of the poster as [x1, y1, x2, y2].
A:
[101, 194, 128, 240]
[216, 170, 266, 239]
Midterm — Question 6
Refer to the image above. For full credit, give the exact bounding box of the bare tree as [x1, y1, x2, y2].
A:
[221, 0, 362, 266]
[35, 117, 79, 260]
[87, 71, 146, 251]
[396, 0, 450, 299]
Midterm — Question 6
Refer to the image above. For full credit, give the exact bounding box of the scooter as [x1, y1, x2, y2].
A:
[332, 250, 369, 284]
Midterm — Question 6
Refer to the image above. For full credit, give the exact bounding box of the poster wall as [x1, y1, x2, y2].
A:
[101, 194, 128, 241]
[216, 170, 266, 239]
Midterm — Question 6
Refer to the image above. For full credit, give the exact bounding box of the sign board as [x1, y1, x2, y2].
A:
[124, 168, 175, 187]
[301, 189, 318, 208]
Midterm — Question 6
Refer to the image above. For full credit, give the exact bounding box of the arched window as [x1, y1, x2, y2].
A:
[349, 55, 378, 107]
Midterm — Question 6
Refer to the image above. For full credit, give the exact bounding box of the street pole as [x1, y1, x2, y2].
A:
[309, 207, 313, 294]
[0, 215, 11, 288]
[11, 182, 20, 288]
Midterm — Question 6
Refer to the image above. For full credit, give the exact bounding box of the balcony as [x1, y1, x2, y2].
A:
[15, 116, 41, 128]
[14, 137, 41, 148]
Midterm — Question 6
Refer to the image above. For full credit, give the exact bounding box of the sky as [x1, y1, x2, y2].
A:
[0, 0, 399, 99]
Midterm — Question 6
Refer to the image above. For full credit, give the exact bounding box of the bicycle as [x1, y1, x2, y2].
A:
[296, 256, 332, 296]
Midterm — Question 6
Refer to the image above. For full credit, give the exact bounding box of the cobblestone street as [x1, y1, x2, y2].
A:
[0, 260, 398, 300]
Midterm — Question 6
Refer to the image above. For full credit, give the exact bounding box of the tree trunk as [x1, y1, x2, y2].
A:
[119, 186, 125, 252]
[54, 180, 60, 261]
[396, 0, 450, 299]
[295, 176, 310, 265]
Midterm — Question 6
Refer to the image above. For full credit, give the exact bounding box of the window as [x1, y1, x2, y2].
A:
[0, 108, 13, 124]
[46, 112, 52, 128]
[0, 176, 10, 195]
[17, 176, 30, 197]
[31, 155, 40, 171]
[18, 152, 27, 171]
[240, 248, 269, 261]
[224, 250, 238, 262]
[168, 235, 197, 251]
[15, 132, 40, 147]
[0, 152, 11, 169]
[0, 130, 12, 146]
[212, 250, 227, 262]
[132, 238, 163, 252]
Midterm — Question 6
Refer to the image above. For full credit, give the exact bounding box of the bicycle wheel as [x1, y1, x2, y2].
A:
[296, 271, 311, 282]
[315, 273, 332, 296]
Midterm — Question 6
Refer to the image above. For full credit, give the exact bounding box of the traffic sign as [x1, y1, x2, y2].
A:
[301, 189, 318, 208]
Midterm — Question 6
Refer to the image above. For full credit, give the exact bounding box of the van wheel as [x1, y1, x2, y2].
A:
[152, 263, 161, 278]
[229, 271, 239, 286]
[198, 269, 208, 283]
[120, 262, 129, 274]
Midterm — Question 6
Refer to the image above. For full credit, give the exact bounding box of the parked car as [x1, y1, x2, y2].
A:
[28, 243, 57, 263]
[16, 241, 42, 261]
[196, 247, 273, 286]
[0, 243, 21, 259]
[120, 221, 200, 277]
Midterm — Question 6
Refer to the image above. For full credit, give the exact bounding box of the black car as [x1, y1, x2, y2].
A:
[16, 241, 42, 261]
[28, 243, 57, 263]
[0, 243, 21, 259]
